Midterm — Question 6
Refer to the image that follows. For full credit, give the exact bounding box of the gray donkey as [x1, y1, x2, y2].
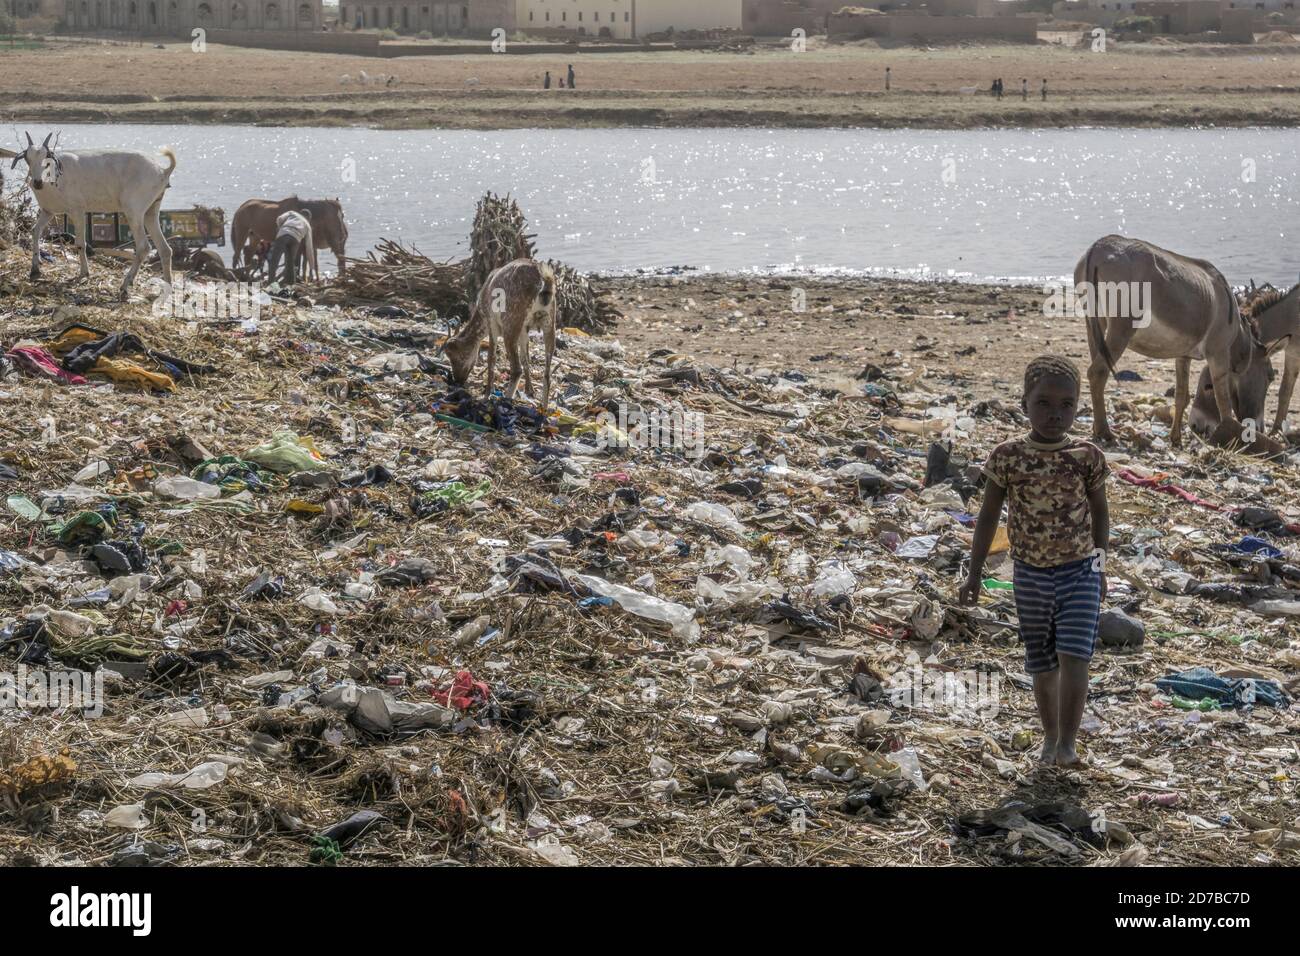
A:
[1076, 235, 1286, 449]
[1247, 284, 1300, 435]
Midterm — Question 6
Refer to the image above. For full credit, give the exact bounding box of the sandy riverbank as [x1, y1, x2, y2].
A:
[4, 38, 1300, 128]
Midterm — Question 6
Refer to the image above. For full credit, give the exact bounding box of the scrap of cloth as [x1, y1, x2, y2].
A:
[57, 329, 217, 378]
[1155, 666, 1288, 709]
[1114, 468, 1226, 512]
[91, 357, 177, 393]
[5, 346, 88, 385]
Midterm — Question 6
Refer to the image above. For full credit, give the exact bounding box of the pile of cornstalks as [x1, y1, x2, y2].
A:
[0, 171, 36, 251]
[467, 192, 536, 304]
[548, 259, 621, 335]
[318, 193, 620, 334]
[318, 239, 471, 320]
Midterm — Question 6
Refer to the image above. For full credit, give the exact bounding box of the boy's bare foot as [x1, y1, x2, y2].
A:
[1055, 746, 1087, 769]
[1039, 740, 1058, 765]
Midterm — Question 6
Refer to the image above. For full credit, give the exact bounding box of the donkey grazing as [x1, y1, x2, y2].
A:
[444, 259, 557, 411]
[1187, 284, 1298, 440]
[1245, 284, 1300, 435]
[1076, 235, 1285, 449]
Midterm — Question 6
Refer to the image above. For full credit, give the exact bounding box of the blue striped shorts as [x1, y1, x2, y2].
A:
[1012, 556, 1102, 674]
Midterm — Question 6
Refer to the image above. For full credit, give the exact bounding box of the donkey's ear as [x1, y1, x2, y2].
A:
[0, 148, 17, 159]
[1267, 335, 1292, 357]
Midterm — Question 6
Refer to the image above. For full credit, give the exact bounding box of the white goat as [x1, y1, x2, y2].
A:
[0, 132, 176, 300]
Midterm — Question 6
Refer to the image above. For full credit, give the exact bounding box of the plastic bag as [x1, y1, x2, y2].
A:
[300, 587, 342, 615]
[896, 535, 939, 559]
[245, 431, 333, 475]
[684, 501, 746, 536]
[810, 560, 856, 598]
[74, 460, 111, 483]
[127, 761, 227, 790]
[576, 573, 700, 641]
[105, 804, 149, 829]
[889, 747, 928, 792]
[705, 544, 756, 579]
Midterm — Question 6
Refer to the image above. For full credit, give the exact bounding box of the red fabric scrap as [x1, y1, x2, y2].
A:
[431, 669, 491, 710]
[6, 346, 88, 386]
[1115, 468, 1226, 512]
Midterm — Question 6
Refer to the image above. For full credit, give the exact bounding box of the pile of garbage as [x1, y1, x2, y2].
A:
[0, 245, 1297, 867]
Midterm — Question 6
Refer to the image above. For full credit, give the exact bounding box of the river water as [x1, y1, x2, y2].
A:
[34, 124, 1300, 285]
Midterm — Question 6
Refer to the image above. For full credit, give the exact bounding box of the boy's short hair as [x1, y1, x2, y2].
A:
[1024, 354, 1081, 397]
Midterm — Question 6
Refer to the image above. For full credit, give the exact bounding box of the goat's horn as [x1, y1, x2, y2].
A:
[42, 133, 52, 149]
[25, 131, 33, 146]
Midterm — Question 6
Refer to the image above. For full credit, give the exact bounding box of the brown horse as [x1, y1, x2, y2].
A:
[230, 196, 348, 277]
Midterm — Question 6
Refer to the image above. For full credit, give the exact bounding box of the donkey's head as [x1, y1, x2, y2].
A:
[443, 324, 480, 386]
[1190, 334, 1290, 438]
[1243, 342, 1286, 426]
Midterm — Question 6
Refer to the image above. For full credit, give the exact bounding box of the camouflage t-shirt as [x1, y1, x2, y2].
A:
[981, 436, 1108, 569]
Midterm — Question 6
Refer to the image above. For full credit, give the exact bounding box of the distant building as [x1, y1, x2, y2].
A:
[1133, 0, 1220, 30]
[636, 0, 742, 34]
[741, 0, 835, 37]
[12, 0, 64, 16]
[62, 0, 324, 32]
[1069, 0, 1243, 29]
[512, 0, 634, 38]
[340, 0, 740, 38]
[333, 0, 526, 33]
[1219, 0, 1296, 10]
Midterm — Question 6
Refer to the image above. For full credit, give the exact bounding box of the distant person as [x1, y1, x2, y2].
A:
[885, 66, 891, 92]
[559, 77, 566, 89]
[1021, 78, 1028, 101]
[544, 71, 551, 90]
[567, 63, 575, 89]
[1041, 78, 1048, 101]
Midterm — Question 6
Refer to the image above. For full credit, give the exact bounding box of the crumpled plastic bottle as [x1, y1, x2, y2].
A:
[153, 475, 221, 501]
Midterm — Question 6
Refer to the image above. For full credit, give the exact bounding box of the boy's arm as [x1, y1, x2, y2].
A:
[1089, 483, 1110, 591]
[959, 482, 1006, 604]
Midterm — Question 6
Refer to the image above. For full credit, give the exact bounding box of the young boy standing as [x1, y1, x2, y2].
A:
[959, 356, 1110, 768]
